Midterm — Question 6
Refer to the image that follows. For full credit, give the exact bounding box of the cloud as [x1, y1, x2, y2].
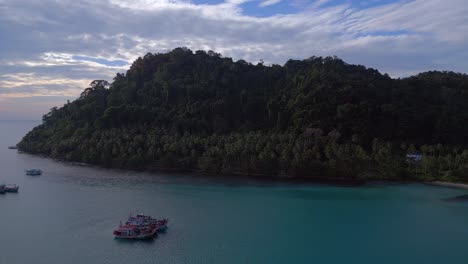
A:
[0, 72, 90, 98]
[72, 56, 128, 67]
[259, 0, 282, 7]
[0, 0, 467, 119]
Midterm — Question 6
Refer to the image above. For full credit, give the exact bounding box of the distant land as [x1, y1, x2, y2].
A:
[18, 48, 468, 183]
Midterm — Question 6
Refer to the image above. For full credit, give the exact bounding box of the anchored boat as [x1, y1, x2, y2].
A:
[5, 184, 19, 193]
[113, 214, 168, 239]
[0, 184, 5, 194]
[25, 169, 42, 176]
[113, 224, 158, 239]
[8, 146, 18, 150]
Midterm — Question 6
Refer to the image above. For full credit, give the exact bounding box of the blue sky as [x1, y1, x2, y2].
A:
[191, 0, 402, 17]
[240, 0, 401, 17]
[0, 0, 467, 119]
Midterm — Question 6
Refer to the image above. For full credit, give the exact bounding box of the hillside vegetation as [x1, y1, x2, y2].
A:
[18, 48, 468, 182]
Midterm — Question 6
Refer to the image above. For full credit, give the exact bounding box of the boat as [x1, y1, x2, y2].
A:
[126, 214, 169, 230]
[8, 146, 18, 150]
[25, 169, 42, 176]
[4, 184, 19, 193]
[113, 214, 168, 239]
[113, 225, 158, 239]
[0, 184, 5, 194]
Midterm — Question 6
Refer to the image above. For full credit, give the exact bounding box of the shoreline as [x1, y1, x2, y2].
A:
[16, 151, 468, 189]
[19, 151, 368, 186]
[425, 181, 468, 190]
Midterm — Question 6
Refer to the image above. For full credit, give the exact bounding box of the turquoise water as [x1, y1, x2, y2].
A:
[1, 121, 468, 264]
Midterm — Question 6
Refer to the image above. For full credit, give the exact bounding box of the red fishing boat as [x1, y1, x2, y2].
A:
[113, 224, 158, 239]
[113, 214, 168, 239]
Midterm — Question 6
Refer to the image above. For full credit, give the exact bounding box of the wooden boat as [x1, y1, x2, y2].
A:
[126, 214, 169, 231]
[113, 214, 168, 239]
[113, 225, 158, 239]
[25, 169, 42, 176]
[4, 184, 19, 193]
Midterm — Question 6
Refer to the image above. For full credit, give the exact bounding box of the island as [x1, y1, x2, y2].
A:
[18, 48, 468, 183]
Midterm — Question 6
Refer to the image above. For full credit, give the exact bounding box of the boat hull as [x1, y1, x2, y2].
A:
[25, 170, 42, 176]
[5, 187, 19, 193]
[113, 230, 158, 240]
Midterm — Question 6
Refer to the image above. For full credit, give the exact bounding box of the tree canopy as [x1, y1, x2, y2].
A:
[18, 48, 468, 182]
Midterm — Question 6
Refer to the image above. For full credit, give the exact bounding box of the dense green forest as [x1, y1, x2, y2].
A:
[18, 48, 468, 182]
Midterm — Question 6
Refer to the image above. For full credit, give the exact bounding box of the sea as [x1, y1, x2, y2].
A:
[1, 120, 468, 264]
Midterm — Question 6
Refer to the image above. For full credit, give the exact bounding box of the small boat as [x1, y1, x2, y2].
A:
[0, 184, 5, 194]
[127, 214, 168, 231]
[113, 214, 168, 239]
[25, 169, 42, 176]
[113, 225, 158, 239]
[4, 184, 19, 193]
[8, 146, 18, 150]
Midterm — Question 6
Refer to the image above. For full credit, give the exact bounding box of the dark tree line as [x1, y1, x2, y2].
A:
[18, 48, 468, 182]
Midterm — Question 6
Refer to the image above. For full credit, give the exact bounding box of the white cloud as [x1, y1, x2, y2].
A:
[0, 72, 89, 97]
[109, 0, 190, 10]
[259, 0, 282, 7]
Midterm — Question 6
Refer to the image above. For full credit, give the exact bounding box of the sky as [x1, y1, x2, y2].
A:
[0, 0, 467, 120]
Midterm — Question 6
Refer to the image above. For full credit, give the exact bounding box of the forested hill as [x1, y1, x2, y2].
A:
[18, 48, 468, 182]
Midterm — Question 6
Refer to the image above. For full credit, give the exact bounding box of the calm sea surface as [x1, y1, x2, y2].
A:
[1, 120, 468, 264]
